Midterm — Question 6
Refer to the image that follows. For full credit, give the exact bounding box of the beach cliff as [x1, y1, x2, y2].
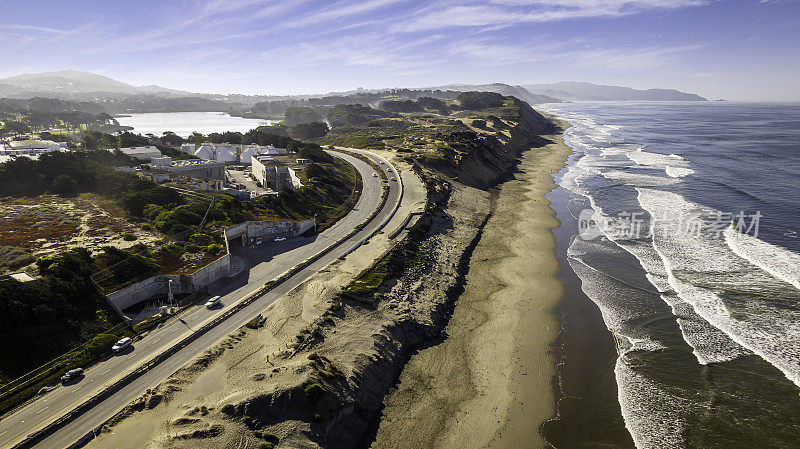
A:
[87, 98, 564, 449]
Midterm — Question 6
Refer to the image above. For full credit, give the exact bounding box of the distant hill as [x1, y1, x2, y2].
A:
[432, 83, 561, 105]
[0, 70, 190, 97]
[523, 81, 706, 101]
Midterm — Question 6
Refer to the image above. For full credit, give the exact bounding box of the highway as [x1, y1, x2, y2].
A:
[0, 150, 402, 449]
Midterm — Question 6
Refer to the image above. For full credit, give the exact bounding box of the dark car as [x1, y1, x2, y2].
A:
[61, 368, 84, 384]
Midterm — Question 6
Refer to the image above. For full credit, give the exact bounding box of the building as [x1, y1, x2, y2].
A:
[215, 145, 237, 163]
[190, 142, 289, 164]
[162, 159, 226, 180]
[1, 139, 65, 156]
[118, 146, 162, 161]
[251, 155, 302, 191]
[193, 143, 215, 160]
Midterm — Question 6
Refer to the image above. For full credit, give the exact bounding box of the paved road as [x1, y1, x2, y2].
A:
[0, 150, 401, 449]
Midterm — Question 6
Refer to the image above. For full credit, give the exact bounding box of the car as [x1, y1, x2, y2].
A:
[273, 236, 286, 242]
[205, 295, 221, 308]
[386, 168, 392, 172]
[61, 368, 84, 384]
[372, 173, 378, 178]
[379, 160, 385, 165]
[112, 337, 132, 353]
[255, 237, 263, 245]
[390, 176, 396, 181]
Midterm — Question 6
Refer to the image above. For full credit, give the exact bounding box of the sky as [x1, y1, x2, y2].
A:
[0, 0, 798, 100]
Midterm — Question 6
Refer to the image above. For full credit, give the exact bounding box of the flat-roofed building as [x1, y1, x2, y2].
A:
[118, 146, 161, 161]
[1, 140, 66, 156]
[163, 159, 225, 180]
[251, 155, 302, 191]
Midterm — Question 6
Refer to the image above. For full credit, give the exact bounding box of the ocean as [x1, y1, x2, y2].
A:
[540, 102, 800, 448]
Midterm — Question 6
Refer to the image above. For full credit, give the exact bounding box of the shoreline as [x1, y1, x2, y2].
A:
[370, 125, 572, 448]
[539, 153, 634, 448]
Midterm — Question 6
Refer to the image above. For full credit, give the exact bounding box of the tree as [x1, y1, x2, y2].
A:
[2, 121, 31, 137]
[283, 107, 322, 126]
[52, 174, 77, 196]
[159, 131, 183, 147]
[81, 133, 99, 151]
[289, 122, 329, 140]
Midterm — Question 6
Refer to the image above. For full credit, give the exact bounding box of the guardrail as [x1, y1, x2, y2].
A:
[11, 150, 397, 449]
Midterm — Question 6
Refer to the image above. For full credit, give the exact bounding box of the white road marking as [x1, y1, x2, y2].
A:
[73, 386, 83, 392]
[101, 369, 109, 375]
[36, 406, 49, 414]
[0, 431, 7, 436]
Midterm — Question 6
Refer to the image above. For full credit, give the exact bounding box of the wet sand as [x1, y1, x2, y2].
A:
[371, 131, 572, 448]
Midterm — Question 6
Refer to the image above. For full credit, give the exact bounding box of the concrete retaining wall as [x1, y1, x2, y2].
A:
[106, 253, 231, 313]
[224, 219, 315, 243]
[106, 218, 312, 314]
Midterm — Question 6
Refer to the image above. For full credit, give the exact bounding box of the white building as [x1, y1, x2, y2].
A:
[190, 142, 288, 164]
[251, 155, 302, 191]
[1, 140, 65, 156]
[194, 143, 215, 160]
[215, 145, 237, 163]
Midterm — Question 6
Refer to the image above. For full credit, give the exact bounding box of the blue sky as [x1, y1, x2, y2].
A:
[0, 0, 798, 100]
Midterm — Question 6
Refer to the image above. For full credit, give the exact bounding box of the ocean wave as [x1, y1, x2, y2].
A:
[615, 354, 687, 449]
[665, 166, 694, 178]
[638, 188, 800, 388]
[724, 227, 800, 290]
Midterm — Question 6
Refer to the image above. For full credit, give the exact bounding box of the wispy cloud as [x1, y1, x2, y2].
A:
[391, 0, 706, 32]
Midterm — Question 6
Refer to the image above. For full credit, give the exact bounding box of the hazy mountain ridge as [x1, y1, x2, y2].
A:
[524, 81, 706, 101]
[0, 70, 191, 97]
[430, 83, 562, 105]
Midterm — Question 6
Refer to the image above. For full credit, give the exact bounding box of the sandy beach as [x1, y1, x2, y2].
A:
[371, 127, 571, 448]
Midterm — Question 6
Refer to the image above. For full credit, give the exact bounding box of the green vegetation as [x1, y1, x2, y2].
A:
[327, 104, 399, 128]
[0, 151, 141, 197]
[0, 246, 35, 271]
[456, 91, 506, 110]
[0, 247, 144, 384]
[289, 121, 329, 140]
[304, 383, 327, 403]
[343, 255, 390, 296]
[283, 106, 322, 126]
[331, 135, 384, 149]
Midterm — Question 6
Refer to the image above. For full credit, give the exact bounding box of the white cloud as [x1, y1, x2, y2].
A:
[392, 0, 707, 32]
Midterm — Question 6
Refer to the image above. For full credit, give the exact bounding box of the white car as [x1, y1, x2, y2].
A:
[255, 237, 263, 245]
[205, 295, 221, 309]
[372, 173, 378, 178]
[386, 168, 392, 172]
[273, 236, 286, 242]
[379, 161, 385, 165]
[112, 337, 132, 353]
[390, 176, 396, 181]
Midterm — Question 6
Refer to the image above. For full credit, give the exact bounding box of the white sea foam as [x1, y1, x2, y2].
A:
[615, 352, 688, 449]
[724, 227, 800, 290]
[603, 170, 680, 186]
[638, 188, 800, 387]
[665, 166, 694, 178]
[627, 150, 689, 169]
[659, 293, 752, 364]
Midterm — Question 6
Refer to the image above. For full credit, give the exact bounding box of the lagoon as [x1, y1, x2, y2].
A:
[115, 112, 278, 138]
